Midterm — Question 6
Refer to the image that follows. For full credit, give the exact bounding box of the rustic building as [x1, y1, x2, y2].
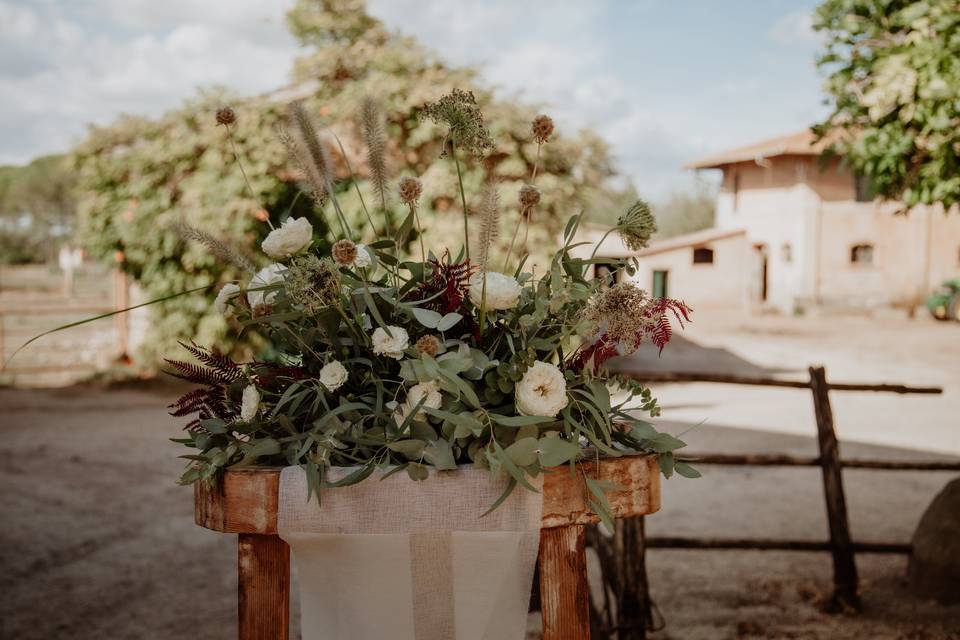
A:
[581, 130, 960, 313]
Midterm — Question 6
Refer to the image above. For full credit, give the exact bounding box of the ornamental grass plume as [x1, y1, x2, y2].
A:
[474, 181, 501, 270]
[174, 221, 256, 273]
[360, 97, 389, 211]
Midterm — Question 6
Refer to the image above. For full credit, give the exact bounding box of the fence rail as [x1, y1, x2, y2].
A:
[599, 366, 950, 638]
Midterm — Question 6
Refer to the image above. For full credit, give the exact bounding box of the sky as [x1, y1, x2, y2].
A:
[0, 0, 827, 199]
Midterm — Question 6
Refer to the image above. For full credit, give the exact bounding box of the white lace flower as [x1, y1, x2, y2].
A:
[240, 385, 260, 422]
[247, 263, 286, 309]
[371, 326, 409, 359]
[261, 217, 313, 259]
[406, 380, 442, 419]
[319, 360, 348, 392]
[214, 282, 241, 315]
[353, 243, 372, 268]
[515, 361, 568, 417]
[468, 271, 522, 310]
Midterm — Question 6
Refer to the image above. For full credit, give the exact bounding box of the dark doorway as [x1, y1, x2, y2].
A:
[652, 270, 669, 298]
[754, 244, 768, 302]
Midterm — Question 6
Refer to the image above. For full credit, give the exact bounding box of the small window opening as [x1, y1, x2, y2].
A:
[692, 247, 714, 264]
[850, 243, 875, 265]
[782, 243, 793, 264]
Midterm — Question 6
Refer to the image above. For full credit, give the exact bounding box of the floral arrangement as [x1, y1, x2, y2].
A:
[168, 94, 695, 523]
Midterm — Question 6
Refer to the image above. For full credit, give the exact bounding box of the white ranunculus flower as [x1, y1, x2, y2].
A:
[318, 360, 348, 392]
[468, 271, 522, 310]
[406, 380, 442, 419]
[261, 217, 313, 259]
[515, 361, 568, 417]
[247, 263, 286, 309]
[353, 243, 372, 268]
[371, 326, 409, 359]
[214, 282, 241, 315]
[240, 385, 260, 422]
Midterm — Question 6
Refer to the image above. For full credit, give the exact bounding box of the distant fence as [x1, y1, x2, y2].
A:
[592, 366, 953, 638]
[0, 269, 130, 378]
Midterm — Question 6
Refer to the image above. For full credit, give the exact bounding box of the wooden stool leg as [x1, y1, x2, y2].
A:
[238, 533, 290, 640]
[539, 525, 591, 640]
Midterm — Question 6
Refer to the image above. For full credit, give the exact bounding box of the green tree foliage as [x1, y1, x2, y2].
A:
[73, 0, 622, 365]
[813, 0, 960, 209]
[653, 181, 716, 238]
[0, 155, 77, 264]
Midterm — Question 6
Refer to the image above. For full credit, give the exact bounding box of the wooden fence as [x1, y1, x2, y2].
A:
[594, 366, 955, 639]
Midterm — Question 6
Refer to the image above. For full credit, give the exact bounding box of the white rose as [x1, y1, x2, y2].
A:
[515, 361, 568, 418]
[261, 217, 313, 259]
[319, 360, 348, 392]
[240, 384, 260, 422]
[468, 271, 522, 310]
[353, 243, 372, 268]
[371, 326, 409, 359]
[406, 380, 442, 419]
[214, 282, 241, 315]
[247, 263, 286, 309]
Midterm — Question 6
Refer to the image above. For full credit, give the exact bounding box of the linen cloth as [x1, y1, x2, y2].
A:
[278, 465, 544, 640]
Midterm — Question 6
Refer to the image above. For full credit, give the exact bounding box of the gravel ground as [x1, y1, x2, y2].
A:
[1, 309, 958, 639]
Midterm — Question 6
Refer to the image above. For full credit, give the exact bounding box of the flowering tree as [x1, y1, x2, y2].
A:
[73, 0, 625, 364]
[813, 0, 960, 210]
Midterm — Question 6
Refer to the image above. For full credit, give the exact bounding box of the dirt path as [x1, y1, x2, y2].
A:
[1, 382, 958, 639]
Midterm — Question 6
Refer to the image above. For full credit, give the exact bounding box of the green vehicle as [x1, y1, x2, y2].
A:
[926, 279, 960, 322]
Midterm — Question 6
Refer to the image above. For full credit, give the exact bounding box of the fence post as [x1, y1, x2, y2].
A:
[614, 516, 653, 639]
[809, 365, 861, 612]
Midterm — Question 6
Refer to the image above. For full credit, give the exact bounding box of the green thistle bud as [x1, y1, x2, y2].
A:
[617, 200, 657, 252]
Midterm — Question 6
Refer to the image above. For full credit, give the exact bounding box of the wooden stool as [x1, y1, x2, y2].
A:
[195, 455, 660, 640]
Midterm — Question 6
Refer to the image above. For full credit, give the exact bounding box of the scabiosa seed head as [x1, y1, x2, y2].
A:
[518, 185, 541, 209]
[331, 239, 358, 267]
[531, 114, 554, 143]
[216, 106, 237, 126]
[416, 334, 441, 357]
[617, 199, 657, 252]
[398, 176, 423, 205]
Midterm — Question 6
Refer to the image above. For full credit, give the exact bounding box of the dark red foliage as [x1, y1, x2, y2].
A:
[566, 297, 693, 374]
[408, 253, 475, 314]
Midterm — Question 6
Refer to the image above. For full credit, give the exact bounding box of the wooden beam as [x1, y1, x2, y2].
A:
[809, 365, 861, 612]
[238, 534, 290, 640]
[644, 537, 911, 554]
[539, 525, 591, 640]
[195, 454, 662, 535]
[682, 452, 960, 471]
[623, 371, 941, 395]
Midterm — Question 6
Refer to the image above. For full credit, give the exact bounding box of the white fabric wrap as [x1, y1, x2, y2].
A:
[278, 465, 544, 640]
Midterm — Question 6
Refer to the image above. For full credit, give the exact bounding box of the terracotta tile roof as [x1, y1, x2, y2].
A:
[685, 129, 846, 169]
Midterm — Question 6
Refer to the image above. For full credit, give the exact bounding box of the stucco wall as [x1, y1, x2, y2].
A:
[620, 234, 750, 311]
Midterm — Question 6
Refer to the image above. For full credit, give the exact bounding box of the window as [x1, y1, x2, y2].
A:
[782, 243, 793, 264]
[854, 175, 875, 202]
[850, 243, 875, 265]
[652, 270, 669, 298]
[692, 247, 714, 264]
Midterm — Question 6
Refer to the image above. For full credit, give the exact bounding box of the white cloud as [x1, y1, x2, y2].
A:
[0, 0, 298, 164]
[769, 10, 818, 45]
